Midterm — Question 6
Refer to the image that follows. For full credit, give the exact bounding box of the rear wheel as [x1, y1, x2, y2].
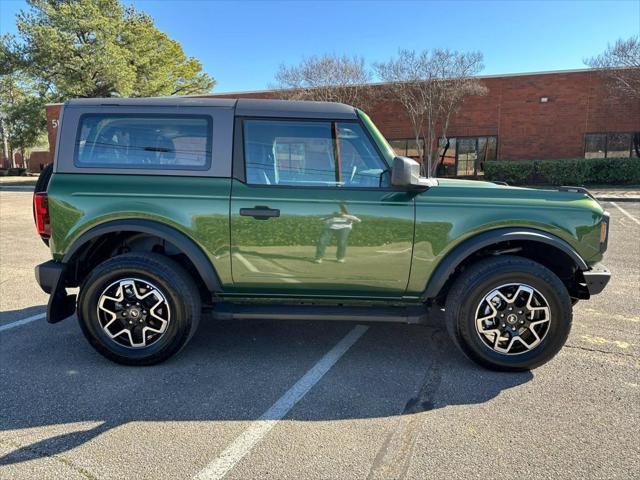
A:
[445, 255, 572, 371]
[78, 253, 201, 365]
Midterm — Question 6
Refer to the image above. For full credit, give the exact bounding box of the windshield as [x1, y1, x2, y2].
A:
[356, 109, 395, 167]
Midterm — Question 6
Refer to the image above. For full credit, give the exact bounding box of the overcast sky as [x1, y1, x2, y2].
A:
[1, 0, 639, 93]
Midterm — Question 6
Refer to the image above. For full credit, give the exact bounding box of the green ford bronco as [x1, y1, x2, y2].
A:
[34, 98, 610, 370]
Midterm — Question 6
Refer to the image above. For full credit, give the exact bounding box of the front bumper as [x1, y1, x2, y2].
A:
[582, 263, 611, 295]
[35, 260, 76, 323]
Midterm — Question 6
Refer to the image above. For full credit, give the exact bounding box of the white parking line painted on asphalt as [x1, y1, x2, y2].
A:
[0, 312, 46, 332]
[610, 202, 640, 226]
[233, 252, 260, 273]
[193, 324, 369, 480]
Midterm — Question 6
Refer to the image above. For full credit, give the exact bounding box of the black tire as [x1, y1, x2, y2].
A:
[445, 255, 572, 371]
[77, 252, 201, 366]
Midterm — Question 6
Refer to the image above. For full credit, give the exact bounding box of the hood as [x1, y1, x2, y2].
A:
[425, 178, 604, 214]
[435, 178, 504, 189]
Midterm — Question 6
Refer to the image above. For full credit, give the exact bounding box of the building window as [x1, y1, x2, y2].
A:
[389, 139, 424, 159]
[585, 132, 639, 159]
[406, 139, 424, 158]
[389, 139, 407, 156]
[438, 136, 497, 177]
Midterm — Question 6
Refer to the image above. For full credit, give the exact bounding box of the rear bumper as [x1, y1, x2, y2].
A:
[582, 263, 611, 295]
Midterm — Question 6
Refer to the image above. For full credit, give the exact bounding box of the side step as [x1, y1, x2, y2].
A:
[210, 303, 429, 324]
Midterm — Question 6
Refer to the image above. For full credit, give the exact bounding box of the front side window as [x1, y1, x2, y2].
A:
[244, 120, 386, 188]
[336, 123, 387, 187]
[75, 114, 212, 169]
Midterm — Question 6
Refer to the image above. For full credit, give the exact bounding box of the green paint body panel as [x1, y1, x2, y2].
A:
[48, 173, 234, 286]
[229, 180, 414, 298]
[407, 180, 604, 295]
[45, 110, 606, 304]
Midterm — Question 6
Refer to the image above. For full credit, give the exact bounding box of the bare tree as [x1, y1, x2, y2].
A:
[586, 35, 640, 99]
[273, 54, 373, 108]
[375, 49, 486, 176]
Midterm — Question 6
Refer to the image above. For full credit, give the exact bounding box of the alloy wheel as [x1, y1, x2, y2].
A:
[474, 283, 551, 355]
[96, 278, 170, 348]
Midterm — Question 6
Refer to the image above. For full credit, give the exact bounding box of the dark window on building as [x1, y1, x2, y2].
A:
[607, 133, 631, 158]
[437, 138, 457, 177]
[457, 138, 477, 176]
[406, 139, 424, 158]
[437, 136, 497, 177]
[585, 134, 606, 158]
[390, 140, 407, 156]
[389, 138, 424, 159]
[585, 132, 639, 159]
[75, 114, 212, 169]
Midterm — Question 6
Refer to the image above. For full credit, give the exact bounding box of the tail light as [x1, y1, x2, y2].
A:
[34, 192, 51, 239]
[599, 212, 610, 253]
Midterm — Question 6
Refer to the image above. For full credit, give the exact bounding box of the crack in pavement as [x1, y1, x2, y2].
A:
[0, 438, 100, 480]
[366, 328, 445, 480]
[564, 344, 638, 358]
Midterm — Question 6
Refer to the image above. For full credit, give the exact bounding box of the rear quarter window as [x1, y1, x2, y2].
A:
[74, 114, 212, 170]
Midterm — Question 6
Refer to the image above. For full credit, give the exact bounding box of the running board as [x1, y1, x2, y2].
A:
[210, 303, 429, 324]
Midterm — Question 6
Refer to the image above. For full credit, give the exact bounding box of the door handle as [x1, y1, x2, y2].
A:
[239, 206, 280, 219]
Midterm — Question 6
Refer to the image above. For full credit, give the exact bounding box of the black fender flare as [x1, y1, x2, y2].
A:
[62, 219, 222, 293]
[420, 227, 589, 301]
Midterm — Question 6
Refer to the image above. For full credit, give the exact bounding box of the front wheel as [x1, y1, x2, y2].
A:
[77, 253, 201, 365]
[445, 255, 572, 371]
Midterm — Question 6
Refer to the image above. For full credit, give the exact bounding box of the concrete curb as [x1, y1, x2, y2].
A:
[595, 196, 640, 203]
[0, 186, 35, 191]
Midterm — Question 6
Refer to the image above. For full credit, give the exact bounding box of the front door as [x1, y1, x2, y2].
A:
[229, 118, 415, 299]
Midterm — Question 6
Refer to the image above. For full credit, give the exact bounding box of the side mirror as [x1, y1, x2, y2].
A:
[391, 156, 437, 188]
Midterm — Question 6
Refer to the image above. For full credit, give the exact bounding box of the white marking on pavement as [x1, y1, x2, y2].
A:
[0, 312, 46, 332]
[610, 202, 640, 226]
[233, 252, 302, 283]
[193, 324, 369, 480]
[232, 252, 260, 272]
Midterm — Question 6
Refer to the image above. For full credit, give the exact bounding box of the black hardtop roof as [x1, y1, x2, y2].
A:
[64, 97, 358, 119]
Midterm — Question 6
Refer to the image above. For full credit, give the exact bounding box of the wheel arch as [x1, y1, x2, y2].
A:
[62, 219, 222, 295]
[421, 227, 589, 302]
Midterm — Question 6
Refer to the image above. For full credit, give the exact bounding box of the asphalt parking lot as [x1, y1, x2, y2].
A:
[1, 189, 638, 480]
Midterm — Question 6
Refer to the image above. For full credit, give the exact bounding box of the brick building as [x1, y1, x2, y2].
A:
[45, 68, 640, 177]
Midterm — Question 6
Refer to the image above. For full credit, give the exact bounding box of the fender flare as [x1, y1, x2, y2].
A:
[420, 227, 589, 301]
[62, 219, 222, 293]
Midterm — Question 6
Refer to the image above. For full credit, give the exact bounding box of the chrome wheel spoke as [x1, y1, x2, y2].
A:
[475, 283, 552, 355]
[96, 278, 171, 349]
